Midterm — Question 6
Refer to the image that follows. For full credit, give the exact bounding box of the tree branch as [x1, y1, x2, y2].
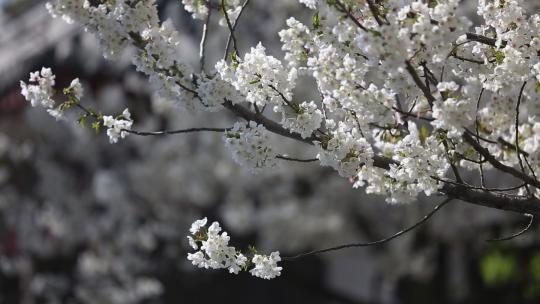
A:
[124, 127, 231, 136]
[486, 213, 535, 242]
[405, 60, 436, 107]
[283, 198, 452, 261]
[462, 132, 540, 189]
[276, 155, 318, 163]
[440, 184, 540, 215]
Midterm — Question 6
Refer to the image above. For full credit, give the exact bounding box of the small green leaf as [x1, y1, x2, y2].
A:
[92, 121, 101, 134]
[313, 11, 320, 29]
[494, 50, 505, 65]
[77, 115, 87, 127]
[535, 82, 540, 93]
[419, 125, 430, 144]
[248, 245, 258, 255]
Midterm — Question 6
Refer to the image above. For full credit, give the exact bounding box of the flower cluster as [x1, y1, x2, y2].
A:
[46, 0, 159, 59]
[216, 43, 297, 110]
[279, 17, 310, 68]
[187, 218, 282, 279]
[21, 68, 135, 144]
[182, 0, 243, 27]
[250, 252, 283, 280]
[197, 75, 243, 111]
[385, 124, 449, 204]
[282, 101, 324, 139]
[102, 109, 133, 144]
[317, 123, 374, 178]
[20, 69, 84, 121]
[431, 82, 476, 138]
[224, 121, 278, 173]
[134, 20, 197, 111]
[182, 0, 209, 20]
[299, 0, 318, 10]
[20, 68, 56, 109]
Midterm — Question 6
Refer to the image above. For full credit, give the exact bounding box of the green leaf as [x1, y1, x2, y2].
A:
[419, 125, 430, 144]
[313, 11, 320, 29]
[535, 82, 540, 93]
[77, 115, 87, 127]
[92, 121, 101, 134]
[494, 50, 505, 65]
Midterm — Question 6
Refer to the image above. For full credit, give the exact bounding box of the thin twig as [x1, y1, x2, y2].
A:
[475, 88, 486, 187]
[440, 40, 478, 82]
[464, 128, 497, 144]
[282, 198, 452, 261]
[221, 0, 239, 56]
[334, 0, 368, 32]
[268, 84, 298, 112]
[433, 176, 527, 192]
[514, 82, 531, 195]
[392, 106, 434, 121]
[276, 155, 318, 163]
[222, 0, 250, 61]
[124, 127, 231, 136]
[451, 54, 485, 64]
[486, 214, 534, 242]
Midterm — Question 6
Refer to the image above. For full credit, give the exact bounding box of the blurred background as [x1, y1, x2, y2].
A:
[1, 0, 540, 303]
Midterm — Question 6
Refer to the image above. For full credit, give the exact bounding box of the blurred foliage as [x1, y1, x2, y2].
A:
[480, 250, 516, 286]
[526, 253, 540, 298]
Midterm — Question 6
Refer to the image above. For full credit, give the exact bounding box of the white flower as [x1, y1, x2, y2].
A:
[279, 17, 310, 68]
[182, 0, 209, 20]
[250, 252, 282, 280]
[318, 122, 374, 178]
[187, 236, 198, 250]
[216, 43, 297, 110]
[102, 108, 133, 144]
[186, 218, 282, 279]
[197, 75, 243, 111]
[437, 81, 459, 93]
[20, 68, 56, 108]
[224, 121, 278, 173]
[218, 0, 243, 27]
[432, 97, 476, 138]
[189, 217, 208, 234]
[282, 101, 323, 139]
[187, 251, 207, 268]
[299, 0, 318, 9]
[68, 78, 84, 99]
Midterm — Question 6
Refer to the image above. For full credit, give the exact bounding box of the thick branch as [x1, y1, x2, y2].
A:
[223, 100, 317, 144]
[441, 184, 540, 215]
[465, 32, 540, 56]
[465, 33, 500, 47]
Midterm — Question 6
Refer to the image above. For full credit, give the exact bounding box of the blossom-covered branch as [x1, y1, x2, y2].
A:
[21, 0, 540, 279]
